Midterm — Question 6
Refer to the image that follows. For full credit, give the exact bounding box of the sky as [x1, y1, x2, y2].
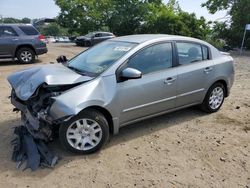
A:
[0, 0, 228, 22]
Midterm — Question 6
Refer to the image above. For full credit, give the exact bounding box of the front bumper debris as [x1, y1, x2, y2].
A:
[11, 126, 59, 171]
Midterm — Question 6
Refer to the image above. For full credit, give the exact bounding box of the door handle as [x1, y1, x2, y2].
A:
[204, 67, 213, 73]
[12, 38, 19, 41]
[164, 77, 176, 85]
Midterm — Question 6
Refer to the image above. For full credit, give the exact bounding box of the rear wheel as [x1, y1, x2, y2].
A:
[201, 82, 225, 113]
[59, 109, 109, 154]
[16, 47, 35, 64]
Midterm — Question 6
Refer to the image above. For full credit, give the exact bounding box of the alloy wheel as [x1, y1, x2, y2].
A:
[66, 118, 103, 151]
[20, 51, 32, 62]
[209, 87, 224, 110]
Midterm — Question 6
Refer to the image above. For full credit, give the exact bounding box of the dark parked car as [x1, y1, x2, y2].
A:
[0, 24, 47, 64]
[75, 32, 115, 47]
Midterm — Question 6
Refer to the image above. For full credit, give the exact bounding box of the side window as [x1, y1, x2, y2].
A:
[95, 33, 101, 37]
[176, 42, 202, 65]
[0, 27, 17, 37]
[202, 46, 209, 60]
[18, 26, 39, 35]
[127, 43, 173, 74]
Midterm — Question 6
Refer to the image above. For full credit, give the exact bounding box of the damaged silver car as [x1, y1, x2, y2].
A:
[8, 34, 235, 154]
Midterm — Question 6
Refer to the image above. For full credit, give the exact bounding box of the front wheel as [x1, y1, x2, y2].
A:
[201, 83, 225, 113]
[59, 109, 109, 154]
[85, 41, 91, 47]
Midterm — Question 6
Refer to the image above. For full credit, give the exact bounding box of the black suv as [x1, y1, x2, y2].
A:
[75, 32, 115, 47]
[0, 24, 47, 64]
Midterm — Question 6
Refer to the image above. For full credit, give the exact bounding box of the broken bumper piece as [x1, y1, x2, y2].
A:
[11, 126, 59, 171]
[9, 85, 75, 171]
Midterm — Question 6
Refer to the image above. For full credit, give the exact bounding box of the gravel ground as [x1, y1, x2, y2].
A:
[0, 43, 249, 188]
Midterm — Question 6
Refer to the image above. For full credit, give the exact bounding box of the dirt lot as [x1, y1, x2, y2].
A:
[0, 43, 249, 188]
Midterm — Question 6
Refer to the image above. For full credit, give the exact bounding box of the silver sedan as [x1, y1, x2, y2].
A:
[8, 34, 235, 153]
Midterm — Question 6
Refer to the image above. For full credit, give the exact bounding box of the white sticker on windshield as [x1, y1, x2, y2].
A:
[113, 47, 131, 52]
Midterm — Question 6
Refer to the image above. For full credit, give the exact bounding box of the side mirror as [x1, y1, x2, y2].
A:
[120, 68, 142, 81]
[56, 55, 68, 63]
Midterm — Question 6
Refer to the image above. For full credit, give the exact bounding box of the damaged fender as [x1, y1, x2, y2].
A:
[48, 74, 119, 123]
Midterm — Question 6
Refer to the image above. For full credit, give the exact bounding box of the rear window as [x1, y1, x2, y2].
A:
[18, 26, 39, 35]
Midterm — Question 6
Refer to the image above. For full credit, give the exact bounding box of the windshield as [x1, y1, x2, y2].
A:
[67, 41, 137, 76]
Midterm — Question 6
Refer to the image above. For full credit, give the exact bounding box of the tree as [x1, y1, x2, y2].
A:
[140, 1, 210, 39]
[55, 0, 110, 35]
[21, 18, 31, 24]
[0, 17, 20, 23]
[202, 0, 250, 47]
[55, 0, 149, 35]
[106, 0, 148, 35]
[39, 23, 68, 36]
[55, 0, 210, 39]
[0, 17, 31, 24]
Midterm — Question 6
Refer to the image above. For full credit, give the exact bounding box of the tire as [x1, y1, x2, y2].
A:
[59, 109, 109, 154]
[200, 82, 225, 113]
[16, 47, 35, 64]
[85, 41, 91, 47]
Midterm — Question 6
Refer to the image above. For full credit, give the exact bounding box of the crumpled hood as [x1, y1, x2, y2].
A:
[7, 64, 93, 101]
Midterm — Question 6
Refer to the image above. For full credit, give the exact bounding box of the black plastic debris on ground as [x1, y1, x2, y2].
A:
[11, 126, 59, 171]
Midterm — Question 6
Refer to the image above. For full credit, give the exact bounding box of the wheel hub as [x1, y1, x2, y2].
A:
[209, 87, 224, 110]
[20, 51, 32, 62]
[66, 118, 102, 151]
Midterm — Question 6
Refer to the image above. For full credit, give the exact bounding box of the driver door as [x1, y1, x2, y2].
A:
[116, 42, 177, 125]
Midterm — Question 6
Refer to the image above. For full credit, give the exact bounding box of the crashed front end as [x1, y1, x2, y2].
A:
[10, 84, 77, 141]
[7, 64, 92, 170]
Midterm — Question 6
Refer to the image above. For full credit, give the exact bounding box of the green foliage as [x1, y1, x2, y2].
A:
[203, 0, 250, 47]
[0, 17, 31, 24]
[206, 38, 226, 49]
[202, 0, 234, 14]
[21, 18, 31, 23]
[205, 21, 229, 48]
[39, 23, 69, 36]
[54, 0, 210, 39]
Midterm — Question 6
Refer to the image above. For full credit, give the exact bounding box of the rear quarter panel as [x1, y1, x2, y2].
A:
[13, 26, 46, 54]
[206, 55, 235, 96]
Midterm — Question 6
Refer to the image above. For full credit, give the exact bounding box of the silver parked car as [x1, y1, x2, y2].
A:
[8, 34, 234, 154]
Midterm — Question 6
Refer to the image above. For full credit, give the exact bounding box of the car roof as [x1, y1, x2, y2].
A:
[92, 31, 113, 34]
[111, 34, 208, 44]
[0, 23, 34, 27]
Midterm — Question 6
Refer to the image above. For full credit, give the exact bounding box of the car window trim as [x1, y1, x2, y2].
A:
[116, 41, 176, 83]
[18, 25, 39, 36]
[174, 40, 212, 66]
[201, 45, 210, 60]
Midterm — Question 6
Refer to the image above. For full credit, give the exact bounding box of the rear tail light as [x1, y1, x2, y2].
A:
[38, 35, 46, 42]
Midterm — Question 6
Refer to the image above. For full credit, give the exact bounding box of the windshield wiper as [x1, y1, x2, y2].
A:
[67, 66, 87, 75]
[67, 66, 96, 77]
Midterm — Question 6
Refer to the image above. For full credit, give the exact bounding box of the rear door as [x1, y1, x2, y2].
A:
[116, 42, 177, 124]
[0, 26, 19, 57]
[175, 41, 214, 107]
